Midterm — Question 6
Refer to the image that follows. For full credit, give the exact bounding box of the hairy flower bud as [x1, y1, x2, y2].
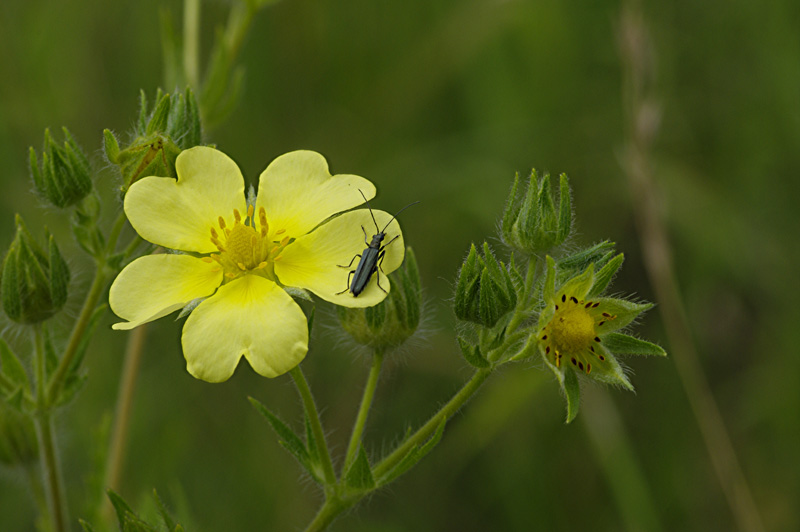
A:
[454, 242, 517, 328]
[501, 170, 572, 255]
[337, 248, 422, 351]
[106, 87, 202, 192]
[29, 127, 92, 208]
[1, 215, 70, 324]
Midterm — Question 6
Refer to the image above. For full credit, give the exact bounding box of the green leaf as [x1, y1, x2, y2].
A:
[107, 490, 157, 532]
[344, 446, 375, 491]
[458, 337, 490, 369]
[152, 489, 177, 531]
[78, 519, 96, 532]
[0, 338, 29, 392]
[558, 241, 615, 271]
[602, 333, 667, 357]
[378, 419, 446, 486]
[249, 397, 311, 472]
[4, 385, 24, 410]
[587, 253, 624, 298]
[303, 414, 323, 483]
[564, 368, 581, 423]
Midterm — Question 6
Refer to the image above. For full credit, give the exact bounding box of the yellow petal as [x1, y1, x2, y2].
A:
[256, 150, 376, 238]
[125, 146, 246, 252]
[110, 254, 223, 330]
[181, 275, 308, 382]
[275, 209, 405, 307]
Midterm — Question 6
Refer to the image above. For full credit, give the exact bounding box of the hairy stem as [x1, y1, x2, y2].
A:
[372, 367, 492, 479]
[33, 326, 68, 532]
[343, 349, 384, 471]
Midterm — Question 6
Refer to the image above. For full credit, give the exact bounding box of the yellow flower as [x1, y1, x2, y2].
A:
[109, 147, 405, 382]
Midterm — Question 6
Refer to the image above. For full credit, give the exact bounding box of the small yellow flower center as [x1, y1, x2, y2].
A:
[539, 294, 609, 375]
[208, 205, 289, 281]
[550, 306, 595, 354]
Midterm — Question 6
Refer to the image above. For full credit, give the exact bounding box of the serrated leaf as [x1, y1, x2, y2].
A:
[249, 397, 311, 472]
[303, 413, 323, 484]
[458, 337, 489, 369]
[564, 368, 580, 423]
[0, 338, 29, 392]
[378, 419, 446, 486]
[344, 446, 375, 491]
[602, 333, 666, 357]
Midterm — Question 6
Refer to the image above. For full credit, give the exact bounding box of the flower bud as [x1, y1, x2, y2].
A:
[501, 170, 572, 255]
[0, 402, 38, 467]
[106, 88, 202, 192]
[454, 242, 517, 328]
[29, 127, 92, 208]
[337, 248, 422, 351]
[1, 215, 70, 324]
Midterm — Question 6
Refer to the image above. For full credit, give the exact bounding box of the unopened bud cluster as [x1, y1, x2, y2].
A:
[454, 242, 517, 328]
[29, 127, 92, 209]
[338, 248, 422, 351]
[1, 216, 70, 324]
[501, 170, 572, 255]
[104, 88, 202, 191]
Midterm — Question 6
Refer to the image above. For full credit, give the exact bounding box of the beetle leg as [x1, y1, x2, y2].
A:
[383, 234, 400, 248]
[336, 270, 356, 295]
[338, 254, 362, 268]
[374, 268, 388, 293]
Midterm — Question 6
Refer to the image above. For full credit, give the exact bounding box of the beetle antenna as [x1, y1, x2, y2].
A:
[380, 201, 421, 233]
[359, 189, 381, 233]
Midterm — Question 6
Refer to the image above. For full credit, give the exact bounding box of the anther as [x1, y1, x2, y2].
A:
[218, 217, 226, 230]
[570, 296, 578, 304]
[233, 209, 242, 223]
[561, 294, 566, 303]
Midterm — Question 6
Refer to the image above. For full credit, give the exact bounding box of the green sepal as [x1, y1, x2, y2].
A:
[500, 173, 521, 240]
[79, 519, 96, 532]
[0, 338, 30, 394]
[103, 129, 121, 163]
[377, 419, 446, 487]
[152, 489, 177, 531]
[344, 445, 375, 492]
[107, 489, 158, 532]
[587, 253, 624, 298]
[458, 337, 490, 369]
[558, 241, 616, 272]
[146, 92, 171, 136]
[593, 298, 653, 333]
[556, 173, 572, 242]
[591, 343, 634, 390]
[557, 263, 595, 301]
[249, 397, 313, 475]
[564, 367, 580, 423]
[602, 333, 666, 357]
[284, 286, 312, 302]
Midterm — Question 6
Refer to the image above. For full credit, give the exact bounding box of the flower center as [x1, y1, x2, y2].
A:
[209, 206, 289, 281]
[550, 306, 595, 353]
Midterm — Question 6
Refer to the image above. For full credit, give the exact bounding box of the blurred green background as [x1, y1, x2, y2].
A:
[1, 0, 799, 530]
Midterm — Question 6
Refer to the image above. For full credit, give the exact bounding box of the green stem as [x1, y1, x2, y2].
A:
[289, 366, 337, 486]
[47, 212, 128, 404]
[33, 326, 68, 532]
[343, 350, 384, 471]
[303, 497, 352, 532]
[505, 257, 539, 337]
[372, 367, 492, 479]
[183, 0, 200, 88]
